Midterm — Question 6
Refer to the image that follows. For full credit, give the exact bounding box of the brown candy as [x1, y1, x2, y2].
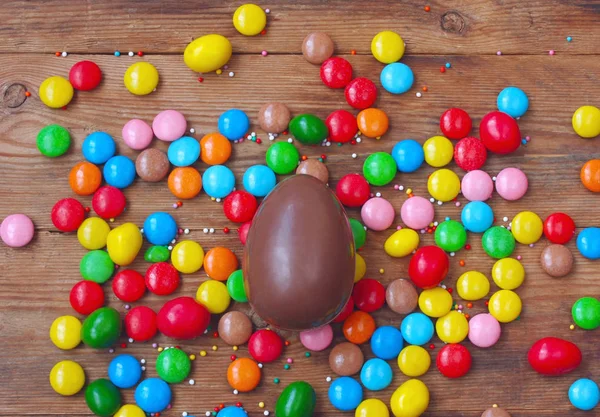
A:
[386, 279, 418, 314]
[135, 148, 170, 182]
[481, 407, 512, 417]
[296, 159, 329, 184]
[218, 311, 253, 346]
[258, 102, 291, 134]
[540, 244, 573, 277]
[302, 32, 335, 65]
[329, 342, 364, 376]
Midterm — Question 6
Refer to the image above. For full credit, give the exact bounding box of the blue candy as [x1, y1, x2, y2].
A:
[108, 354, 142, 389]
[168, 136, 200, 167]
[203, 165, 235, 198]
[380, 63, 414, 94]
[328, 377, 363, 411]
[371, 326, 403, 360]
[143, 212, 177, 245]
[83, 132, 116, 164]
[103, 155, 136, 189]
[497, 86, 529, 118]
[577, 227, 600, 260]
[360, 358, 392, 391]
[461, 201, 494, 233]
[569, 378, 600, 411]
[218, 109, 250, 141]
[243, 164, 277, 197]
[135, 378, 172, 413]
[401, 312, 434, 345]
[217, 406, 248, 417]
[391, 140, 424, 173]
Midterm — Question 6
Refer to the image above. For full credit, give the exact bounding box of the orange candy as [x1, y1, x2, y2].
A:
[357, 108, 389, 138]
[168, 167, 202, 199]
[227, 358, 261, 392]
[343, 311, 376, 344]
[69, 162, 102, 195]
[581, 159, 600, 192]
[200, 133, 232, 165]
[204, 247, 239, 281]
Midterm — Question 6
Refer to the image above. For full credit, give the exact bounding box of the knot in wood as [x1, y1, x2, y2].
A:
[441, 11, 466, 34]
[3, 83, 27, 108]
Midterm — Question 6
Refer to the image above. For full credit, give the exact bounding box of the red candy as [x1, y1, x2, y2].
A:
[92, 186, 126, 219]
[69, 60, 102, 91]
[51, 198, 85, 232]
[326, 110, 358, 143]
[440, 108, 472, 139]
[336, 174, 370, 207]
[408, 246, 449, 289]
[157, 296, 211, 340]
[112, 269, 146, 302]
[145, 262, 180, 295]
[125, 306, 158, 342]
[436, 344, 472, 378]
[345, 78, 377, 110]
[479, 111, 521, 154]
[248, 329, 284, 363]
[333, 296, 354, 323]
[69, 280, 105, 315]
[223, 191, 258, 223]
[320, 57, 353, 89]
[238, 221, 252, 245]
[352, 278, 386, 313]
[543, 213, 576, 244]
[528, 337, 582, 376]
[453, 137, 487, 171]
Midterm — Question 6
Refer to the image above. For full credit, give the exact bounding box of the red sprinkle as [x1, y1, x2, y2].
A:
[137, 51, 144, 56]
[55, 52, 61, 57]
[447, 288, 453, 294]
[467, 302, 473, 308]
[219, 404, 225, 410]
[350, 140, 356, 145]
[120, 343, 127, 348]
[231, 355, 237, 361]
[213, 331, 219, 338]
[424, 5, 431, 12]
[351, 50, 357, 55]
[223, 227, 230, 234]
[282, 130, 288, 135]
[429, 343, 435, 349]
[25, 91, 31, 97]
[301, 155, 308, 161]
[260, 29, 267, 35]
[465, 244, 471, 250]
[284, 340, 291, 347]
[320, 154, 326, 160]
[198, 77, 204, 82]
[440, 66, 446, 73]
[84, 207, 91, 212]
[236, 402, 243, 407]
[256, 138, 262, 144]
[485, 301, 489, 306]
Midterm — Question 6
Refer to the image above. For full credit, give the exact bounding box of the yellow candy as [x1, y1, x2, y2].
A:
[50, 315, 81, 350]
[124, 62, 159, 95]
[456, 271, 490, 301]
[427, 169, 460, 202]
[49, 360, 85, 396]
[390, 379, 429, 417]
[106, 222, 142, 266]
[171, 240, 205, 274]
[397, 346, 431, 377]
[572, 105, 600, 138]
[491, 258, 525, 290]
[371, 31, 405, 64]
[233, 4, 267, 36]
[356, 398, 390, 417]
[418, 287, 452, 318]
[354, 253, 366, 282]
[489, 290, 522, 323]
[423, 136, 453, 168]
[196, 280, 230, 314]
[77, 217, 110, 250]
[39, 76, 74, 109]
[114, 405, 146, 417]
[184, 34, 233, 73]
[511, 211, 543, 244]
[384, 229, 419, 257]
[436, 311, 468, 344]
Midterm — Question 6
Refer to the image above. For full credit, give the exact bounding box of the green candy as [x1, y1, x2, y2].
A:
[363, 152, 396, 186]
[37, 124, 71, 157]
[81, 307, 122, 349]
[289, 114, 328, 145]
[156, 348, 191, 383]
[227, 269, 248, 302]
[349, 218, 366, 249]
[266, 142, 300, 175]
[80, 250, 114, 283]
[435, 220, 467, 252]
[275, 381, 316, 417]
[572, 297, 600, 330]
[481, 226, 515, 259]
[85, 379, 121, 417]
[144, 245, 170, 262]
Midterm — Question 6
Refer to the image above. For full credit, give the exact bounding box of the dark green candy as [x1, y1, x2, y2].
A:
[227, 269, 248, 302]
[156, 348, 191, 383]
[37, 124, 71, 157]
[434, 220, 467, 252]
[482, 226, 515, 259]
[349, 218, 366, 249]
[81, 307, 121, 349]
[363, 152, 396, 186]
[85, 379, 121, 417]
[266, 142, 300, 175]
[80, 250, 114, 283]
[289, 114, 328, 145]
[275, 381, 316, 417]
[572, 297, 600, 330]
[144, 245, 170, 262]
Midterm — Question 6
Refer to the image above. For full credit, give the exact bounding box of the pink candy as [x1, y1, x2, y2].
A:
[495, 167, 528, 201]
[461, 170, 493, 202]
[152, 110, 187, 142]
[122, 119, 154, 150]
[1, 214, 34, 247]
[361, 197, 395, 231]
[400, 196, 434, 230]
[468, 313, 501, 348]
[299, 324, 334, 351]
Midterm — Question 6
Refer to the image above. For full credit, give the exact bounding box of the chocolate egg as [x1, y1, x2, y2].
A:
[243, 175, 355, 330]
[481, 408, 511, 417]
[218, 311, 253, 346]
[386, 279, 418, 314]
[540, 244, 573, 277]
[329, 342, 364, 376]
[296, 159, 329, 184]
[302, 33, 334, 65]
[136, 148, 170, 182]
[258, 102, 291, 134]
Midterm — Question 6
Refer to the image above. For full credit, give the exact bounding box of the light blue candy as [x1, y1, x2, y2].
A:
[401, 312, 434, 345]
[82, 132, 116, 164]
[328, 377, 363, 411]
[143, 212, 177, 246]
[243, 164, 277, 197]
[135, 378, 171, 413]
[371, 326, 403, 360]
[380, 63, 414, 94]
[391, 140, 424, 173]
[203, 165, 235, 198]
[108, 354, 142, 389]
[569, 378, 600, 411]
[103, 155, 135, 189]
[577, 227, 600, 260]
[497, 86, 529, 118]
[461, 201, 494, 233]
[217, 406, 248, 417]
[218, 109, 250, 141]
[168, 136, 200, 167]
[360, 358, 392, 391]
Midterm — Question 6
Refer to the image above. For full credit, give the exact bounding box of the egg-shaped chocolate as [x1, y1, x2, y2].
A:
[243, 175, 355, 330]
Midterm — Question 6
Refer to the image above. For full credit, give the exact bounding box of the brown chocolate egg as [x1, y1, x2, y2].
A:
[135, 148, 170, 182]
[258, 102, 291, 133]
[540, 244, 573, 277]
[296, 159, 329, 184]
[302, 32, 334, 65]
[243, 175, 355, 330]
[386, 279, 418, 314]
[218, 311, 253, 346]
[329, 342, 364, 376]
[481, 407, 512, 417]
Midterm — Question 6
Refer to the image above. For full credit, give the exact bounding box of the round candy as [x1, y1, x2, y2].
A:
[437, 344, 472, 378]
[434, 220, 467, 252]
[423, 136, 453, 167]
[136, 149, 169, 182]
[336, 174, 370, 207]
[92, 186, 126, 219]
[581, 159, 600, 192]
[457, 271, 490, 301]
[224, 190, 258, 223]
[302, 32, 334, 64]
[106, 224, 142, 267]
[361, 197, 394, 231]
[497, 86, 529, 118]
[69, 161, 102, 195]
[461, 201, 493, 233]
[226, 269, 247, 302]
[296, 159, 329, 183]
[125, 306, 157, 342]
[386, 279, 418, 314]
[81, 307, 121, 349]
[300, 325, 334, 351]
[390, 379, 429, 417]
[124, 62, 158, 95]
[77, 217, 110, 250]
[244, 164, 276, 197]
[109, 354, 142, 388]
[343, 311, 376, 344]
[123, 119, 153, 150]
[329, 377, 363, 411]
[112, 269, 145, 302]
[168, 136, 200, 166]
[69, 60, 102, 91]
[357, 108, 389, 138]
[544, 213, 575, 244]
[572, 105, 600, 138]
[360, 358, 392, 391]
[492, 258, 525, 290]
[380, 63, 413, 94]
[321, 57, 353, 89]
[480, 111, 521, 154]
[184, 34, 232, 73]
[488, 290, 522, 323]
[468, 313, 501, 348]
[80, 250, 114, 283]
[355, 254, 367, 282]
[355, 399, 390, 417]
[371, 326, 403, 360]
[157, 296, 210, 339]
[400, 312, 434, 345]
[168, 167, 202, 199]
[104, 156, 136, 189]
[258, 102, 291, 134]
[70, 281, 105, 315]
[569, 379, 600, 411]
[418, 287, 453, 318]
[233, 3, 266, 36]
[511, 211, 543, 244]
[345, 77, 377, 110]
[219, 311, 253, 345]
[392, 139, 424, 173]
[482, 226, 515, 259]
[171, 240, 204, 274]
[218, 406, 248, 417]
[39, 76, 73, 108]
[152, 110, 186, 142]
[248, 329, 283, 362]
[541, 244, 573, 277]
[572, 297, 600, 330]
[400, 196, 434, 230]
[329, 342, 364, 376]
[156, 348, 191, 383]
[398, 345, 430, 377]
[454, 136, 487, 171]
[145, 245, 170, 262]
[227, 358, 261, 392]
[408, 246, 449, 289]
[50, 315, 81, 350]
[352, 278, 386, 312]
[495, 167, 528, 200]
[371, 31, 404, 63]
[266, 142, 300, 175]
[196, 280, 230, 314]
[144, 212, 177, 245]
[326, 109, 358, 143]
[203, 165, 236, 198]
[0, 213, 34, 247]
[50, 360, 85, 396]
[384, 228, 419, 257]
[440, 108, 472, 140]
[436, 311, 469, 344]
[289, 114, 328, 145]
[135, 378, 171, 413]
[200, 132, 232, 165]
[145, 262, 179, 296]
[85, 379, 121, 416]
[427, 169, 460, 202]
[462, 170, 493, 201]
[219, 109, 250, 141]
[83, 132, 115, 164]
[37, 124, 71, 157]
[577, 227, 600, 259]
[363, 152, 396, 186]
[114, 405, 146, 417]
[204, 247, 238, 281]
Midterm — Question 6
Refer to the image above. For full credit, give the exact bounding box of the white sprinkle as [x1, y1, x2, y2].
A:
[287, 138, 293, 143]
[206, 412, 212, 416]
[204, 329, 209, 334]
[351, 153, 357, 159]
[128, 338, 134, 343]
[326, 141, 331, 146]
[399, 185, 404, 191]
[430, 198, 435, 203]
[216, 198, 221, 203]
[492, 176, 497, 181]
[450, 252, 455, 257]
[140, 359, 146, 364]
[233, 389, 239, 395]
[375, 192, 382, 197]
[209, 228, 215, 234]
[171, 239, 176, 244]
[420, 229, 426, 234]
[184, 228, 190, 234]
[441, 284, 447, 289]
[416, 92, 422, 98]
[190, 128, 195, 134]
[433, 221, 439, 226]
[264, 412, 270, 416]
[326, 376, 332, 382]
[189, 379, 195, 385]
[363, 226, 367, 231]
[203, 228, 209, 234]
[167, 245, 173, 250]
[141, 366, 146, 371]
[265, 8, 270, 13]
[247, 135, 252, 140]
[140, 228, 144, 234]
[109, 348, 114, 353]
[229, 71, 235, 77]
[183, 412, 189, 417]
[128, 51, 134, 57]
[503, 217, 509, 222]
[356, 138, 362, 143]
[258, 363, 263, 368]
[61, 51, 68, 57]
[437, 201, 443, 205]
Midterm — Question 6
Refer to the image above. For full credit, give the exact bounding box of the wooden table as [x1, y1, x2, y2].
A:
[1, 1, 599, 416]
